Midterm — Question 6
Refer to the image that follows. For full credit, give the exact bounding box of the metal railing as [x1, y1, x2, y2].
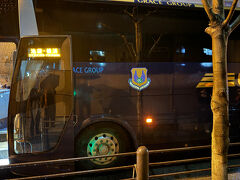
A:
[2, 142, 240, 180]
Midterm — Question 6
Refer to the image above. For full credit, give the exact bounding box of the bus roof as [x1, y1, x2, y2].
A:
[63, 0, 240, 10]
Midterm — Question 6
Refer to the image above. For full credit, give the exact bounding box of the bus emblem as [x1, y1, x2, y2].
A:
[129, 68, 151, 91]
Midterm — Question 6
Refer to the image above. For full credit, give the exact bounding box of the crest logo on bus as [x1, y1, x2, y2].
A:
[129, 67, 151, 91]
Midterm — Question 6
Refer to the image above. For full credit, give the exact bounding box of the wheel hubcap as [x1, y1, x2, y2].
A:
[87, 133, 119, 165]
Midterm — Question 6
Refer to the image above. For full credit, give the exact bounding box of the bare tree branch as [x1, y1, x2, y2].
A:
[129, 43, 136, 57]
[145, 9, 157, 17]
[222, 0, 239, 27]
[230, 14, 240, 33]
[125, 7, 157, 24]
[100, 23, 135, 58]
[124, 8, 137, 22]
[124, 8, 144, 23]
[148, 35, 162, 56]
[202, 0, 215, 22]
[120, 34, 136, 58]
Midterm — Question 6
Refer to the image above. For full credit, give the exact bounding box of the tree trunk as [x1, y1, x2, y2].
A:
[196, 0, 240, 178]
[208, 26, 229, 180]
[135, 21, 143, 144]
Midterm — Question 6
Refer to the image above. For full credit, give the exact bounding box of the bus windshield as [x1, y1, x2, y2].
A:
[8, 36, 73, 154]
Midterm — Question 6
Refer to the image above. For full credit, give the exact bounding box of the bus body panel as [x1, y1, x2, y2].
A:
[73, 62, 240, 149]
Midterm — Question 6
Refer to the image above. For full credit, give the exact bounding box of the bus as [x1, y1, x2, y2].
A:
[7, 0, 240, 175]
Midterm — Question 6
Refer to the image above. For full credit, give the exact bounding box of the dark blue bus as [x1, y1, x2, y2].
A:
[7, 0, 240, 175]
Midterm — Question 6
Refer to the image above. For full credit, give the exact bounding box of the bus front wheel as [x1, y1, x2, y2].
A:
[75, 122, 134, 169]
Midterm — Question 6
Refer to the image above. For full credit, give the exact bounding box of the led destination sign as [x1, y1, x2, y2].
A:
[28, 48, 61, 58]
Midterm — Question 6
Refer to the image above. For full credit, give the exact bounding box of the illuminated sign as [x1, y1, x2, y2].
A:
[135, 0, 195, 7]
[28, 48, 61, 58]
[129, 67, 151, 91]
[73, 66, 104, 74]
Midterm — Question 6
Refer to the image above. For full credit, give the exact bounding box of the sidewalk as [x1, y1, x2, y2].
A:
[150, 158, 240, 180]
[178, 171, 240, 180]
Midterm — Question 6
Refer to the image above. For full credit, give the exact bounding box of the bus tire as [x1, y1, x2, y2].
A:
[75, 122, 134, 169]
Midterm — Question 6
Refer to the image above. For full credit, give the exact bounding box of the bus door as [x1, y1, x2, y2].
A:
[8, 36, 73, 165]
